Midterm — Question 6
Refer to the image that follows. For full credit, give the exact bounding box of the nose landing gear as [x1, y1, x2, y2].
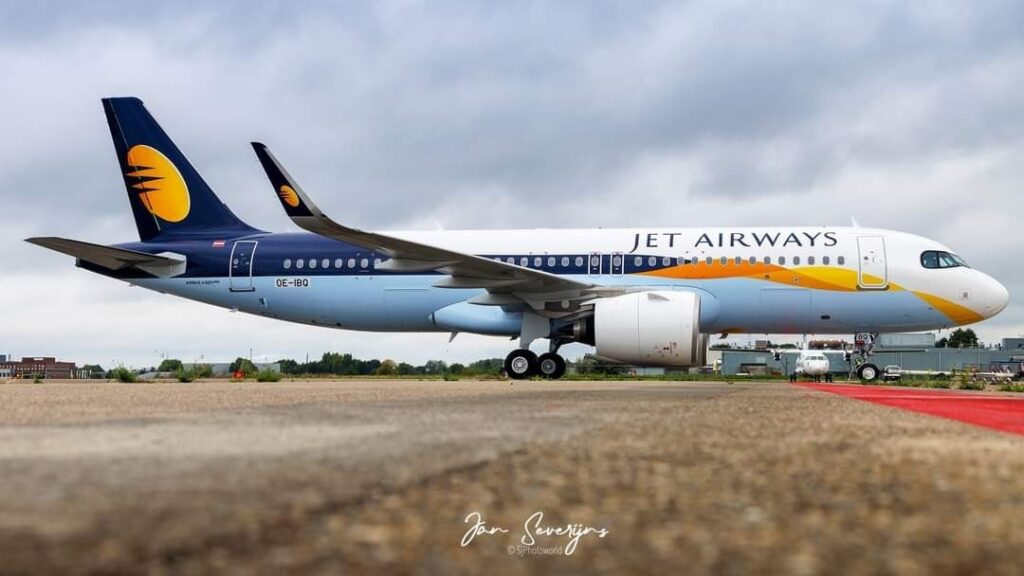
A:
[847, 332, 880, 383]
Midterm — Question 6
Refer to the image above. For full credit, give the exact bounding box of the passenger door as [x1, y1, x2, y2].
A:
[857, 236, 888, 290]
[229, 240, 258, 292]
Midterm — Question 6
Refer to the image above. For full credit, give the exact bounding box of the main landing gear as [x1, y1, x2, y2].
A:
[504, 349, 567, 380]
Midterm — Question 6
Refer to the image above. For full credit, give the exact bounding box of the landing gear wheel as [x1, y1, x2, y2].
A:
[858, 363, 879, 383]
[505, 349, 538, 380]
[537, 353, 566, 380]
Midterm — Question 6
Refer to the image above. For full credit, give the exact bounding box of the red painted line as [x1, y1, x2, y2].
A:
[797, 382, 1024, 435]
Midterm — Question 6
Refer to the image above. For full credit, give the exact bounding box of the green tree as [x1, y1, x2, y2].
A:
[466, 358, 503, 376]
[229, 357, 257, 376]
[375, 359, 399, 376]
[80, 364, 105, 379]
[574, 354, 626, 376]
[277, 359, 300, 374]
[158, 358, 182, 372]
[940, 328, 979, 348]
[423, 360, 448, 375]
[192, 364, 213, 378]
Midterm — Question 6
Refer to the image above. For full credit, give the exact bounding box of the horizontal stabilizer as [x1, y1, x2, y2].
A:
[26, 237, 186, 277]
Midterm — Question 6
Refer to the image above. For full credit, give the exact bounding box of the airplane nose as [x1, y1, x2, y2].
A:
[980, 273, 1010, 318]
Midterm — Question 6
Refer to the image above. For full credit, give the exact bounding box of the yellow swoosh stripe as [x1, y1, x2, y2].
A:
[641, 263, 982, 325]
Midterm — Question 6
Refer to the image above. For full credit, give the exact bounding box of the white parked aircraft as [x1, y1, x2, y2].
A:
[27, 98, 1011, 380]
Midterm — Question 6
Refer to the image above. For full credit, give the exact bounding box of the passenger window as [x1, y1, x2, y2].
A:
[548, 256, 556, 267]
[520, 257, 529, 266]
[808, 256, 815, 265]
[720, 256, 728, 265]
[838, 256, 845, 265]
[296, 259, 305, 269]
[764, 256, 771, 264]
[613, 255, 622, 267]
[734, 256, 742, 265]
[648, 256, 657, 266]
[575, 256, 584, 267]
[507, 257, 515, 265]
[348, 258, 356, 268]
[706, 256, 713, 265]
[374, 258, 382, 267]
[360, 258, 369, 268]
[822, 256, 830, 265]
[779, 256, 786, 265]
[309, 259, 318, 269]
[322, 258, 330, 269]
[533, 257, 542, 267]
[793, 256, 800, 265]
[749, 256, 756, 265]
[561, 256, 569, 267]
[334, 258, 343, 268]
[634, 256, 643, 267]
[590, 256, 599, 267]
[283, 259, 292, 270]
[662, 256, 672, 266]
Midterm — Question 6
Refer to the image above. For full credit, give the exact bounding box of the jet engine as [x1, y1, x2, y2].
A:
[565, 291, 708, 367]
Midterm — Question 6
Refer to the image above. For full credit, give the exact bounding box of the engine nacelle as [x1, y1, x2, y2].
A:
[592, 291, 707, 367]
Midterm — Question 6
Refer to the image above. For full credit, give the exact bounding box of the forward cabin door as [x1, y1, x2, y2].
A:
[856, 236, 888, 289]
[230, 240, 258, 292]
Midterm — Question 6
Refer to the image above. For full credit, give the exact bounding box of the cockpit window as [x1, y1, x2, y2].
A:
[921, 250, 969, 269]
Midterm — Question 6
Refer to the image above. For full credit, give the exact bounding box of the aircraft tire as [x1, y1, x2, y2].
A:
[505, 349, 538, 379]
[537, 353, 566, 380]
[858, 363, 880, 383]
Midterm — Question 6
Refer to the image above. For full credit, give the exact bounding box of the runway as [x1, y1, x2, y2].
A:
[3, 379, 1024, 574]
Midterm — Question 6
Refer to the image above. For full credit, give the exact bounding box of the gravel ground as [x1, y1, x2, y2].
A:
[2, 379, 1024, 575]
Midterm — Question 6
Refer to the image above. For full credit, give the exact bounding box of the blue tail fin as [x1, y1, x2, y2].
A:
[102, 97, 259, 241]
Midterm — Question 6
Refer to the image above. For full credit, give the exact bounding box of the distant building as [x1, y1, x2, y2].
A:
[1002, 338, 1024, 351]
[716, 335, 1024, 376]
[0, 357, 78, 379]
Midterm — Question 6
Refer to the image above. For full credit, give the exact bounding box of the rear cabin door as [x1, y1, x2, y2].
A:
[856, 236, 888, 289]
[230, 240, 258, 292]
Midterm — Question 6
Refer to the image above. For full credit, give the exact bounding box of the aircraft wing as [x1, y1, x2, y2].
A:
[25, 237, 186, 277]
[251, 142, 596, 302]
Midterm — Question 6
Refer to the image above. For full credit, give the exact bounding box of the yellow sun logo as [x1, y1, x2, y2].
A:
[278, 184, 300, 208]
[125, 145, 190, 223]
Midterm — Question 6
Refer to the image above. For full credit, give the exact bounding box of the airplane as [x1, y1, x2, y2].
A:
[27, 97, 1010, 381]
[772, 347, 833, 381]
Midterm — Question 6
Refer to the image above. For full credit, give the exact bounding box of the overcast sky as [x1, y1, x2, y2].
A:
[2, 1, 1022, 367]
